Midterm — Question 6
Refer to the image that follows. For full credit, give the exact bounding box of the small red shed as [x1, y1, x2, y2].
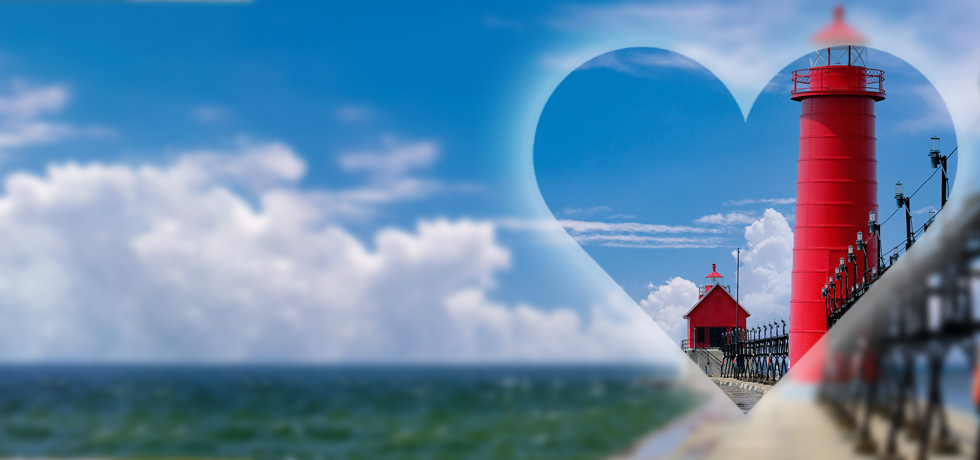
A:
[683, 264, 750, 348]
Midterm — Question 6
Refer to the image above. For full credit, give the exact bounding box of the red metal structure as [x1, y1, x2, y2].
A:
[684, 264, 750, 348]
[789, 6, 883, 369]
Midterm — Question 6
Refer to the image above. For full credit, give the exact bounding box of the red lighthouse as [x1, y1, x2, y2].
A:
[789, 6, 883, 367]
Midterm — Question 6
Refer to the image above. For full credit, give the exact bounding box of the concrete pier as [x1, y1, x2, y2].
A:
[684, 348, 724, 376]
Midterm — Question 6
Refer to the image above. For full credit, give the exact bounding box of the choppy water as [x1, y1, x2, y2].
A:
[0, 365, 698, 459]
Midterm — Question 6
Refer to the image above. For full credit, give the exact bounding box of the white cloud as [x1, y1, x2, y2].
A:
[730, 208, 794, 328]
[0, 80, 69, 120]
[574, 49, 706, 78]
[540, 0, 980, 138]
[544, 1, 809, 114]
[0, 141, 677, 363]
[557, 217, 728, 248]
[561, 205, 612, 216]
[639, 277, 700, 343]
[558, 219, 723, 248]
[174, 141, 305, 193]
[559, 219, 717, 235]
[724, 197, 795, 206]
[0, 79, 109, 154]
[695, 211, 757, 225]
[338, 136, 439, 178]
[446, 288, 679, 362]
[572, 233, 724, 249]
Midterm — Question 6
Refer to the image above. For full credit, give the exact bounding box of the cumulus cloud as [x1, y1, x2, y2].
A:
[447, 288, 681, 362]
[639, 277, 700, 343]
[0, 141, 676, 363]
[731, 208, 794, 328]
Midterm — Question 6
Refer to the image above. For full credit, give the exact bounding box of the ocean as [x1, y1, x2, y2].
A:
[0, 364, 699, 459]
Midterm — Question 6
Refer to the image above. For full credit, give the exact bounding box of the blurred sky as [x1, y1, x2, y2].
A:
[0, 0, 972, 361]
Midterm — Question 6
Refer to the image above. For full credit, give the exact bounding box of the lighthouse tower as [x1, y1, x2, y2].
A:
[788, 6, 884, 367]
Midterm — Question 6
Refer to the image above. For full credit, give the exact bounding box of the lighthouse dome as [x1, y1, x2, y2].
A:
[811, 5, 866, 47]
[807, 6, 870, 68]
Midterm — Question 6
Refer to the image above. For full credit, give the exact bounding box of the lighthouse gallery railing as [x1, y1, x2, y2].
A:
[791, 67, 885, 96]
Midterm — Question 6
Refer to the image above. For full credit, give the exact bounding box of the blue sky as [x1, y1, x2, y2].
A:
[0, 0, 971, 361]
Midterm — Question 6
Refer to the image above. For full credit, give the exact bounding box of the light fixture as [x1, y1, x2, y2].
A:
[929, 136, 941, 169]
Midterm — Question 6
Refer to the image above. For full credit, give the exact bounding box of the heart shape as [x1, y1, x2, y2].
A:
[532, 47, 957, 383]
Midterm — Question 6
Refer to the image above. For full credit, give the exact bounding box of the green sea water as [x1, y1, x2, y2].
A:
[0, 365, 700, 459]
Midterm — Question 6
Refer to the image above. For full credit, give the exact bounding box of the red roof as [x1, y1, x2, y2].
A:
[682, 282, 751, 319]
[706, 263, 723, 278]
[811, 5, 866, 46]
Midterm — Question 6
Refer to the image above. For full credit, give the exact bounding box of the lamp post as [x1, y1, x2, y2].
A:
[928, 136, 949, 209]
[869, 211, 881, 277]
[839, 258, 848, 300]
[822, 286, 829, 328]
[847, 245, 858, 293]
[856, 232, 868, 286]
[895, 182, 914, 251]
[830, 275, 837, 312]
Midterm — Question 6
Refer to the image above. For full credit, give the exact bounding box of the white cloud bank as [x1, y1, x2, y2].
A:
[730, 208, 794, 327]
[0, 140, 676, 363]
[639, 277, 699, 343]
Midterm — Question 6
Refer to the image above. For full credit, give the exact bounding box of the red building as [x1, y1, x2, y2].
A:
[683, 264, 750, 348]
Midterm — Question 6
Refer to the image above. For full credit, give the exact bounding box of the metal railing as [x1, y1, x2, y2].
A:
[815, 191, 980, 457]
[720, 322, 789, 384]
[791, 67, 885, 95]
